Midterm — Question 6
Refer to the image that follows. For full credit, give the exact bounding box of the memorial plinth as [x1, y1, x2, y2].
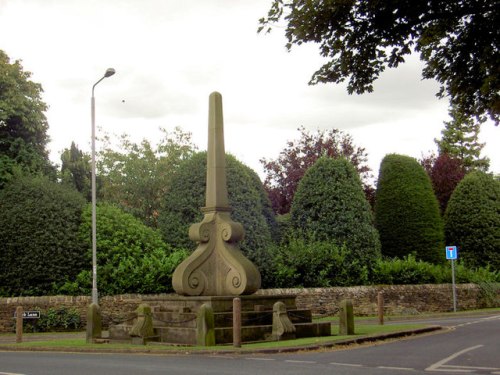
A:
[108, 92, 330, 345]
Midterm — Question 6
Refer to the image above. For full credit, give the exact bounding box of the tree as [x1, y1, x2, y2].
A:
[421, 152, 466, 214]
[261, 126, 371, 214]
[0, 50, 54, 187]
[290, 157, 381, 277]
[60, 142, 92, 201]
[435, 106, 490, 171]
[0, 174, 86, 296]
[444, 171, 500, 270]
[374, 154, 444, 263]
[59, 203, 187, 296]
[158, 151, 277, 287]
[259, 0, 499, 125]
[97, 127, 197, 228]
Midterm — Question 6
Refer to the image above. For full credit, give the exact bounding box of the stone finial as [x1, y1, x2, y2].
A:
[130, 303, 154, 339]
[272, 301, 296, 340]
[172, 92, 261, 296]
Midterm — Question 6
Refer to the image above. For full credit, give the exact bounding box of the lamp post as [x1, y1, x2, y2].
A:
[91, 68, 115, 305]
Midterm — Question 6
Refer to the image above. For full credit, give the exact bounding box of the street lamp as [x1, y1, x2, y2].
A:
[91, 68, 115, 305]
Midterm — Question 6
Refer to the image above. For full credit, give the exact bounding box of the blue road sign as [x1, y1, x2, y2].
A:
[446, 246, 458, 260]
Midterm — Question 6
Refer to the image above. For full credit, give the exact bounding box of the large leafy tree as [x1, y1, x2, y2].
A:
[158, 151, 277, 287]
[60, 142, 92, 201]
[0, 50, 55, 186]
[374, 154, 444, 264]
[97, 127, 197, 228]
[444, 171, 499, 269]
[261, 126, 371, 214]
[421, 152, 466, 214]
[435, 106, 490, 171]
[290, 157, 381, 279]
[259, 0, 499, 125]
[0, 175, 86, 296]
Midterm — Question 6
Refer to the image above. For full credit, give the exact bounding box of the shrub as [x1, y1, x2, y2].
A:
[272, 236, 369, 287]
[158, 151, 276, 287]
[290, 157, 381, 273]
[374, 154, 444, 263]
[58, 203, 188, 295]
[444, 171, 500, 269]
[371, 255, 500, 285]
[0, 175, 86, 296]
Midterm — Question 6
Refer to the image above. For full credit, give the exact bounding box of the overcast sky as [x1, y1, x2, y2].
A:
[1, 0, 498, 181]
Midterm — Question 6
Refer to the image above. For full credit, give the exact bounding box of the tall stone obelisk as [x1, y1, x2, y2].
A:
[172, 92, 261, 296]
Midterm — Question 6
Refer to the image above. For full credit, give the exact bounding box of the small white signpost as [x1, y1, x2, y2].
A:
[446, 246, 458, 312]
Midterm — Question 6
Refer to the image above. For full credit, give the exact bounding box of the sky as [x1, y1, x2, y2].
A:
[1, 0, 498, 182]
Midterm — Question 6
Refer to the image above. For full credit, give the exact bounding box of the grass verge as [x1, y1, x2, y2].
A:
[0, 323, 431, 352]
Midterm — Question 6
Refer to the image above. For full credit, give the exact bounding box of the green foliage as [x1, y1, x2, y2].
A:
[374, 154, 444, 264]
[59, 203, 187, 296]
[444, 171, 500, 269]
[290, 157, 381, 272]
[261, 126, 371, 214]
[435, 106, 489, 172]
[371, 255, 500, 285]
[158, 151, 277, 287]
[259, 1, 499, 125]
[97, 127, 197, 228]
[23, 306, 82, 333]
[0, 50, 55, 186]
[272, 237, 369, 287]
[60, 142, 91, 201]
[0, 175, 86, 296]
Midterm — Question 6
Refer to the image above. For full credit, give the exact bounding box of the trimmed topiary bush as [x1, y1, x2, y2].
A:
[0, 175, 86, 296]
[290, 157, 381, 276]
[444, 171, 500, 269]
[58, 203, 187, 296]
[158, 151, 276, 287]
[374, 154, 444, 264]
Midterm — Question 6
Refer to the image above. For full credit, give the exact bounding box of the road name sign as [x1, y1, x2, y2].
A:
[14, 310, 41, 319]
[446, 246, 458, 260]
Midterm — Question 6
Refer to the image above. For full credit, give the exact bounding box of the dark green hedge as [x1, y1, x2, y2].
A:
[158, 151, 276, 286]
[0, 175, 86, 296]
[290, 157, 381, 273]
[374, 154, 444, 263]
[445, 171, 500, 269]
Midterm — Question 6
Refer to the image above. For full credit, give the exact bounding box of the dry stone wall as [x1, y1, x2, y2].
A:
[0, 284, 496, 333]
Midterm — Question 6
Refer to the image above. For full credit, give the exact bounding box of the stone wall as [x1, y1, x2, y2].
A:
[0, 284, 497, 333]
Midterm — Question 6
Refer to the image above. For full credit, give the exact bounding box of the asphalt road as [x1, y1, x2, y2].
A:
[0, 314, 499, 375]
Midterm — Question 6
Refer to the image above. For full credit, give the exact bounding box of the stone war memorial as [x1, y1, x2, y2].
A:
[105, 92, 330, 345]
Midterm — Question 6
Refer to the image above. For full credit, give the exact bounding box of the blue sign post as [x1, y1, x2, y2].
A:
[446, 246, 458, 312]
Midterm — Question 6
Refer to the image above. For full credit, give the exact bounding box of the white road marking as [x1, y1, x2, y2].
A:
[284, 360, 316, 364]
[425, 344, 484, 372]
[245, 357, 276, 361]
[444, 365, 500, 370]
[377, 366, 415, 371]
[0, 372, 26, 375]
[330, 362, 363, 367]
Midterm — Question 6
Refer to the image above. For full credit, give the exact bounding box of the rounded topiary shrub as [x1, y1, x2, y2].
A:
[290, 157, 381, 274]
[158, 151, 276, 287]
[444, 171, 500, 269]
[0, 175, 86, 296]
[60, 203, 187, 296]
[374, 154, 444, 263]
